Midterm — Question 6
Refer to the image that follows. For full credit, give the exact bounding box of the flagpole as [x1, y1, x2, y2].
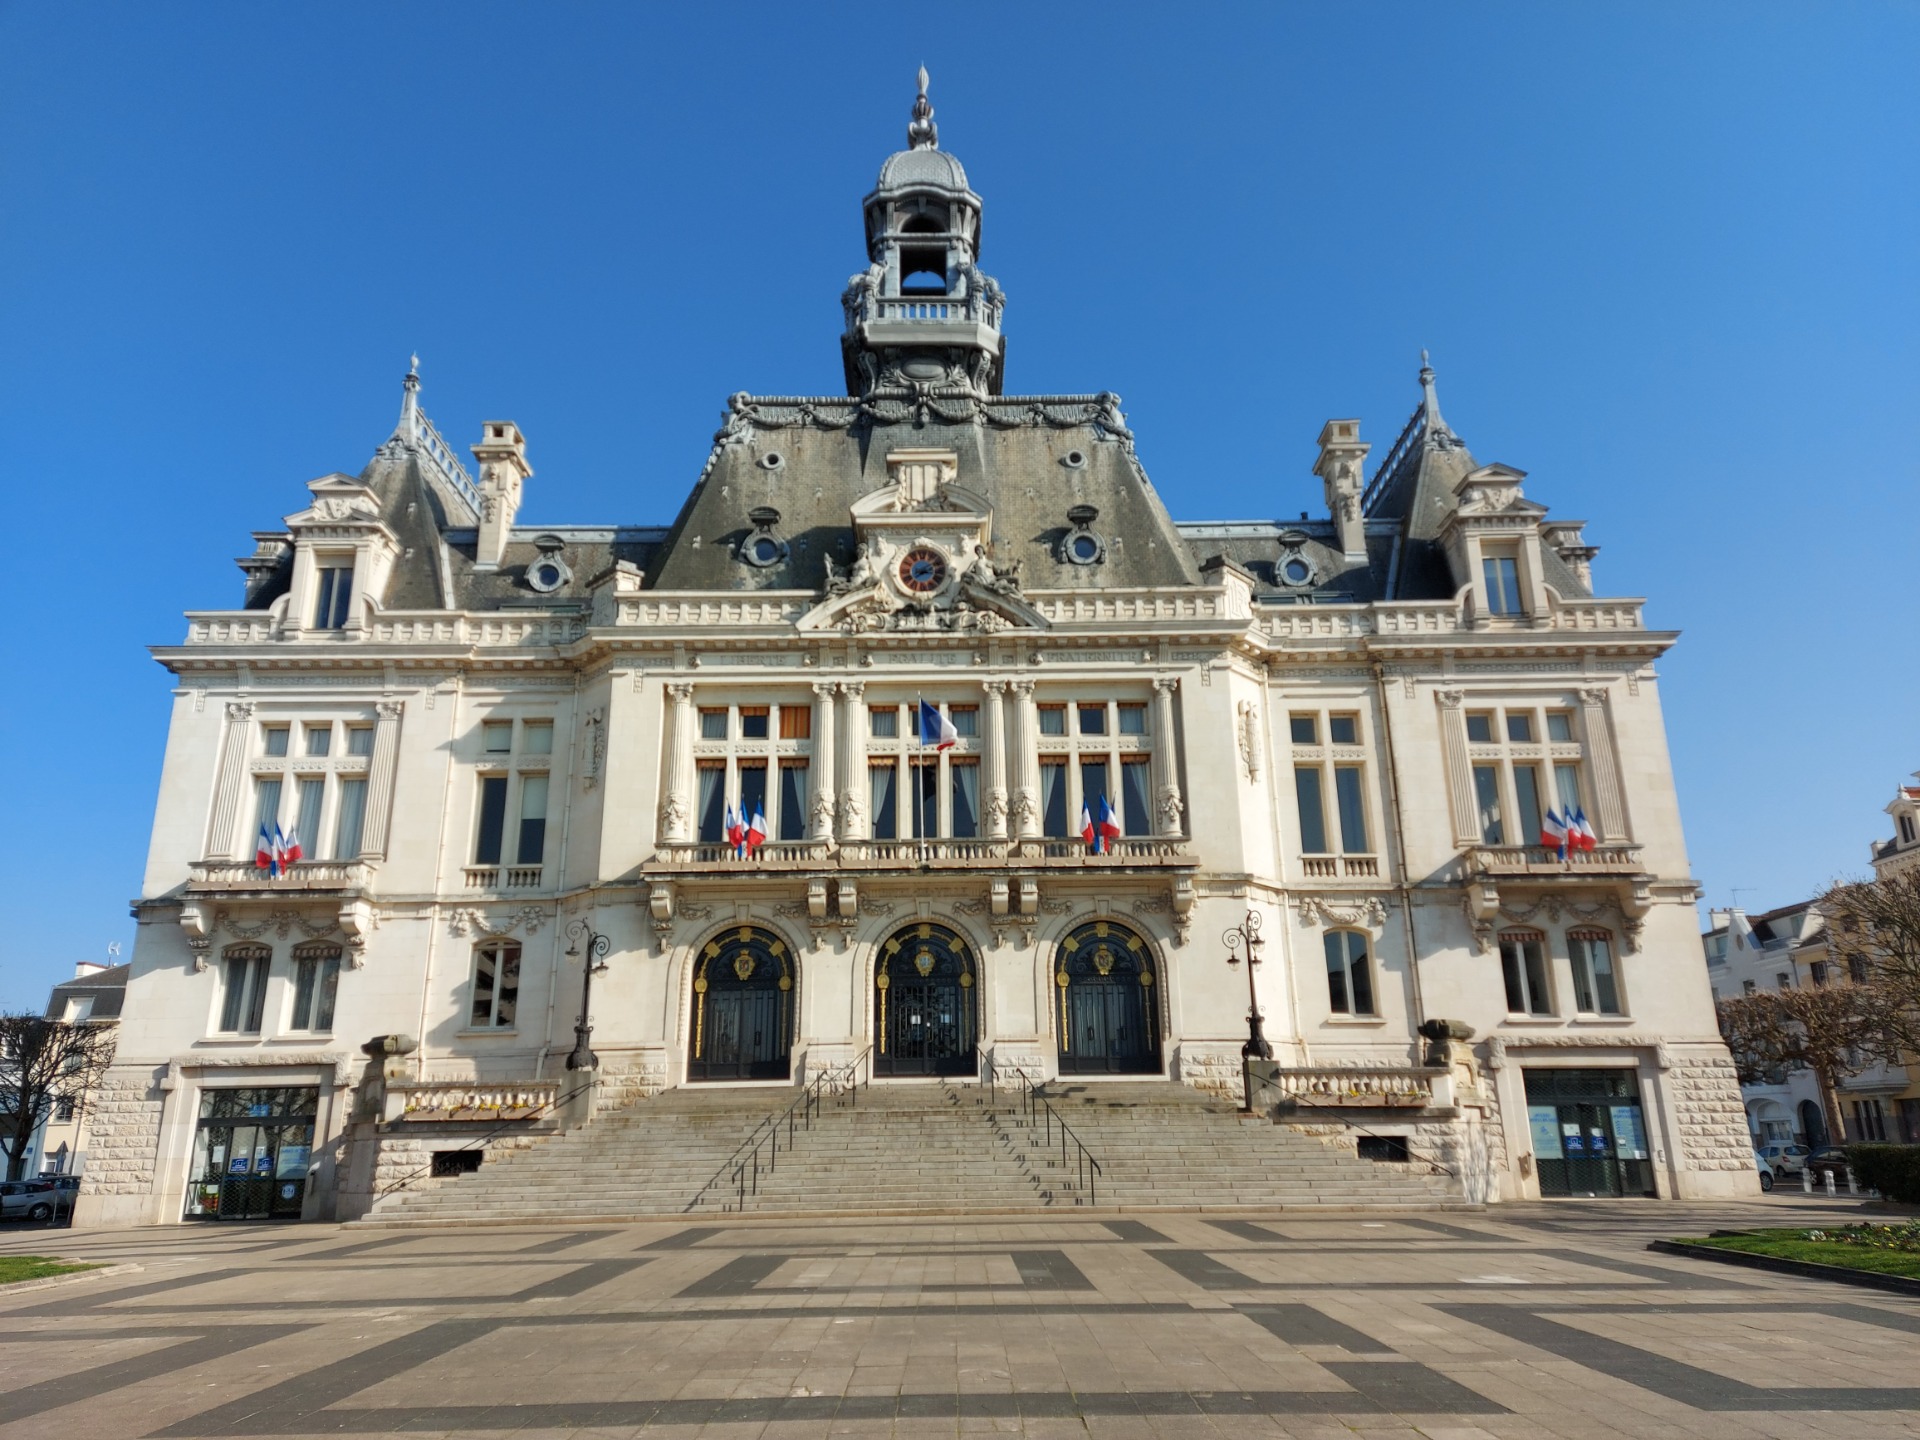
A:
[914, 692, 925, 867]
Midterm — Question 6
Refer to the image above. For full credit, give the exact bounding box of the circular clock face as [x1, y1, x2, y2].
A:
[898, 546, 948, 593]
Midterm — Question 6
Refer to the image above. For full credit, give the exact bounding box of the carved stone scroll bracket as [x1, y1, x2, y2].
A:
[337, 900, 374, 967]
[1294, 893, 1389, 933]
[583, 705, 608, 791]
[180, 900, 214, 973]
[1464, 880, 1502, 954]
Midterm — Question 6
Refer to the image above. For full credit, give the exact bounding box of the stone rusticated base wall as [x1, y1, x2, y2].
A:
[72, 1067, 165, 1213]
[1670, 1048, 1756, 1177]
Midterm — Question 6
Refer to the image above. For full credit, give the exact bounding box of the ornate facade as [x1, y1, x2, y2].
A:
[85, 75, 1752, 1225]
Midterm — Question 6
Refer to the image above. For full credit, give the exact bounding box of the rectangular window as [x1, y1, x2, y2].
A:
[345, 726, 374, 757]
[1121, 759, 1152, 837]
[1547, 712, 1575, 743]
[1849, 954, 1871, 984]
[313, 564, 354, 629]
[739, 707, 770, 740]
[1500, 934, 1552, 1015]
[869, 762, 898, 840]
[1328, 714, 1359, 746]
[304, 724, 332, 757]
[1333, 766, 1368, 853]
[737, 762, 768, 824]
[1080, 759, 1111, 825]
[700, 708, 728, 740]
[294, 778, 325, 854]
[1569, 932, 1621, 1015]
[1289, 714, 1318, 745]
[1483, 554, 1522, 615]
[469, 944, 520, 1029]
[778, 707, 811, 740]
[1294, 767, 1328, 854]
[290, 950, 340, 1032]
[252, 778, 283, 841]
[869, 706, 898, 738]
[1465, 712, 1494, 745]
[950, 761, 979, 838]
[1553, 763, 1584, 821]
[1077, 704, 1107, 736]
[1038, 705, 1067, 737]
[777, 763, 808, 842]
[696, 763, 725, 842]
[522, 720, 554, 756]
[515, 774, 548, 864]
[473, 776, 508, 864]
[328, 777, 364, 858]
[219, 951, 269, 1034]
[1810, 960, 1829, 986]
[1040, 761, 1069, 837]
[1473, 765, 1504, 845]
[913, 760, 939, 836]
[1324, 931, 1375, 1016]
[1118, 703, 1147, 736]
[1512, 765, 1544, 848]
[949, 705, 979, 738]
[1505, 711, 1533, 743]
[482, 721, 513, 753]
[262, 725, 290, 758]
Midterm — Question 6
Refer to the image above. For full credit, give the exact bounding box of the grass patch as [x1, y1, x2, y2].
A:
[1684, 1222, 1920, 1280]
[0, 1255, 99, 1286]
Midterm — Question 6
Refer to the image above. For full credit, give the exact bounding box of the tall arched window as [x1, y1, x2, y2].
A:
[1053, 920, 1161, 1075]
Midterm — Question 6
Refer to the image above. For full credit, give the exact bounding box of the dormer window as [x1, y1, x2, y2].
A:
[313, 560, 354, 629]
[1902, 814, 1917, 845]
[1482, 549, 1522, 616]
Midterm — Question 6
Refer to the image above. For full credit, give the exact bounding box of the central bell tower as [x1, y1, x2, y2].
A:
[840, 70, 1007, 398]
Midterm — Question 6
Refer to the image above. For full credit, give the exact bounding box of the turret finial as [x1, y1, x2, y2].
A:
[907, 66, 938, 150]
[397, 354, 421, 443]
[1418, 348, 1452, 438]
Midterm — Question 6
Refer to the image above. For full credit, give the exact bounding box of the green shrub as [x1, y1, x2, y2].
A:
[1845, 1144, 1920, 1204]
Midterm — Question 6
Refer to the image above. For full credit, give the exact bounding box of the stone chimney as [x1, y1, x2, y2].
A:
[1313, 419, 1370, 562]
[472, 421, 532, 569]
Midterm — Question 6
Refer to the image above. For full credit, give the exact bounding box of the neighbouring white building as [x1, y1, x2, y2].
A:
[81, 76, 1753, 1226]
[1703, 905, 1829, 1148]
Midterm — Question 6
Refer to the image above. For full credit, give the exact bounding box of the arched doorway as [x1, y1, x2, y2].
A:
[874, 922, 977, 1076]
[1798, 1099, 1828, 1149]
[688, 926, 794, 1082]
[1054, 920, 1162, 1075]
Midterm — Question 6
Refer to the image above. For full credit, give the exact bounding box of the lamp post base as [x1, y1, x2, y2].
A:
[564, 1024, 597, 1072]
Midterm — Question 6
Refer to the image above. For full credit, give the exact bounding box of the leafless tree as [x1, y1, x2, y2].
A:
[0, 1014, 117, 1181]
[1818, 868, 1920, 1056]
[1717, 985, 1891, 1147]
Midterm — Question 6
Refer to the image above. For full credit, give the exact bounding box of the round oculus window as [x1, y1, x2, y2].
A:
[898, 546, 948, 593]
[750, 537, 782, 565]
[1069, 533, 1101, 563]
[526, 556, 570, 593]
[1281, 557, 1313, 586]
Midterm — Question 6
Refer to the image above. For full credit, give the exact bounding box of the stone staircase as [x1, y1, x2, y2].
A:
[358, 1077, 1466, 1227]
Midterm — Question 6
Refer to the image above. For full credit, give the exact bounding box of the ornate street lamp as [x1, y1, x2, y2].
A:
[563, 917, 612, 1072]
[1223, 907, 1273, 1114]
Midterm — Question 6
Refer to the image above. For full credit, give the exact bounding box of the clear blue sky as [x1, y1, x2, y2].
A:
[2, 4, 1915, 1010]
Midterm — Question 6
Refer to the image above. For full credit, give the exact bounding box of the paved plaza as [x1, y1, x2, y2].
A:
[4, 1198, 1920, 1438]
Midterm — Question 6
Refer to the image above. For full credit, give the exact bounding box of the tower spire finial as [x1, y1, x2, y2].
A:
[1418, 348, 1454, 439]
[907, 66, 938, 150]
[397, 353, 421, 443]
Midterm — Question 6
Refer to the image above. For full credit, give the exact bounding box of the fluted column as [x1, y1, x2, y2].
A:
[838, 681, 869, 840]
[1009, 679, 1040, 839]
[660, 682, 696, 842]
[811, 681, 838, 840]
[1578, 687, 1630, 841]
[1150, 677, 1184, 836]
[358, 700, 406, 859]
[203, 700, 255, 858]
[1436, 689, 1480, 846]
[982, 680, 1009, 839]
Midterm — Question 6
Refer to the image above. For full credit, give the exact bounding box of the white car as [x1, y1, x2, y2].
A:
[1753, 1151, 1775, 1193]
[1758, 1143, 1812, 1175]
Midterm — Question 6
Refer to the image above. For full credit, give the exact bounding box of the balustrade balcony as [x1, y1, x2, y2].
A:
[1300, 855, 1381, 879]
[462, 865, 546, 892]
[649, 835, 1193, 873]
[187, 859, 374, 894]
[1466, 844, 1646, 878]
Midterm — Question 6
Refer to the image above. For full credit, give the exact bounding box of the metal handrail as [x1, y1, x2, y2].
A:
[375, 1072, 597, 1200]
[684, 1048, 870, 1213]
[980, 1053, 1102, 1206]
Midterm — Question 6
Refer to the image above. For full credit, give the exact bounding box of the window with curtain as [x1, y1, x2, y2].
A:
[1473, 765, 1504, 845]
[252, 778, 283, 844]
[1080, 759, 1110, 826]
[1294, 767, 1327, 854]
[778, 707, 811, 739]
[950, 761, 979, 838]
[869, 762, 898, 839]
[515, 775, 548, 864]
[1323, 931, 1375, 1015]
[738, 763, 768, 825]
[1499, 932, 1552, 1015]
[1553, 763, 1584, 824]
[1040, 761, 1068, 837]
[218, 948, 270, 1034]
[333, 778, 367, 859]
[1569, 931, 1622, 1015]
[696, 764, 725, 842]
[468, 942, 520, 1028]
[294, 778, 325, 855]
[778, 763, 808, 841]
[914, 760, 939, 837]
[1120, 759, 1152, 837]
[313, 563, 354, 628]
[290, 946, 340, 1032]
[1333, 766, 1368, 852]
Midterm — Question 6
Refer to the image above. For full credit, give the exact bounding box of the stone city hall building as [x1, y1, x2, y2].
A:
[83, 78, 1751, 1227]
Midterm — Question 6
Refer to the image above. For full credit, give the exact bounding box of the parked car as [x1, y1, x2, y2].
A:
[1803, 1147, 1853, 1187]
[1758, 1143, 1811, 1175]
[1753, 1151, 1775, 1192]
[0, 1179, 57, 1222]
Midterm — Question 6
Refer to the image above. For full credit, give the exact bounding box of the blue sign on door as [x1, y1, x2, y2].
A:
[228, 1157, 251, 1174]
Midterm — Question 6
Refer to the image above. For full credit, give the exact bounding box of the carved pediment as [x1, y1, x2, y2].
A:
[287, 473, 384, 530]
[802, 535, 1046, 635]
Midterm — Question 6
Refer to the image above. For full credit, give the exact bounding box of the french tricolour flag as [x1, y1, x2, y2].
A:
[745, 808, 768, 855]
[725, 803, 746, 855]
[1540, 807, 1569, 857]
[1078, 803, 1096, 852]
[917, 698, 958, 750]
[276, 823, 303, 870]
[255, 823, 278, 876]
[1570, 806, 1597, 853]
[1096, 795, 1122, 852]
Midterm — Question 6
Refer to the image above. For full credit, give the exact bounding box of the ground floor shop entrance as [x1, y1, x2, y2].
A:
[875, 923, 977, 1077]
[183, 1086, 318, 1220]
[1525, 1067, 1656, 1197]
